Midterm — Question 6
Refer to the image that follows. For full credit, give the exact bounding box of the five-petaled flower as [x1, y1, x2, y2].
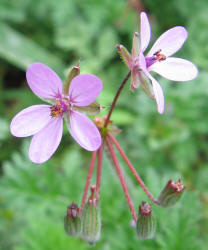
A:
[10, 63, 103, 164]
[117, 12, 198, 114]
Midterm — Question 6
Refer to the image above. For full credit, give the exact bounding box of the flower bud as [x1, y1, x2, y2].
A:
[64, 202, 81, 237]
[157, 179, 185, 208]
[64, 62, 80, 94]
[117, 44, 132, 68]
[136, 201, 156, 240]
[81, 186, 101, 245]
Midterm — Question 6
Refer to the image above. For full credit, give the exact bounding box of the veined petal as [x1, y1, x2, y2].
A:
[139, 53, 164, 114]
[69, 111, 101, 151]
[10, 105, 52, 137]
[140, 12, 151, 52]
[150, 76, 165, 114]
[149, 57, 198, 81]
[147, 26, 188, 57]
[69, 74, 102, 106]
[29, 117, 63, 164]
[26, 63, 63, 99]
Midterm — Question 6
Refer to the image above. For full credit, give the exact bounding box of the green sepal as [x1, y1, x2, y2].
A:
[64, 215, 81, 237]
[81, 202, 101, 245]
[131, 32, 140, 58]
[73, 102, 102, 115]
[157, 179, 185, 208]
[64, 64, 80, 95]
[136, 201, 156, 240]
[117, 44, 132, 68]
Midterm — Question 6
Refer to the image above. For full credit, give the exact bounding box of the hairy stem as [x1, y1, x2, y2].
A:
[80, 151, 97, 213]
[106, 137, 137, 222]
[108, 132, 158, 204]
[96, 145, 104, 201]
[104, 71, 131, 127]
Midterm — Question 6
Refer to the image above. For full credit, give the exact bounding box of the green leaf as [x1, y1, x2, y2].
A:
[0, 22, 65, 76]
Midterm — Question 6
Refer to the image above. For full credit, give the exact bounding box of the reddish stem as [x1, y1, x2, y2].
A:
[96, 144, 104, 201]
[104, 71, 131, 127]
[80, 151, 97, 213]
[106, 137, 137, 222]
[108, 132, 158, 204]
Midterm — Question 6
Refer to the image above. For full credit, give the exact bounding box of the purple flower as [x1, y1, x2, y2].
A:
[118, 12, 198, 114]
[10, 63, 103, 164]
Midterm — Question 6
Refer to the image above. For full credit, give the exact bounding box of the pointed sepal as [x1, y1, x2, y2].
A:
[136, 201, 156, 240]
[64, 202, 81, 237]
[64, 63, 80, 95]
[73, 102, 103, 115]
[81, 186, 101, 245]
[131, 32, 140, 58]
[117, 44, 132, 68]
[157, 179, 185, 208]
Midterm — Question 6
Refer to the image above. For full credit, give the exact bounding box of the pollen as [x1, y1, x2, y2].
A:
[153, 49, 166, 62]
[50, 99, 69, 117]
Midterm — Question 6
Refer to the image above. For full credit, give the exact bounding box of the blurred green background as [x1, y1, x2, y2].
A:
[0, 0, 208, 249]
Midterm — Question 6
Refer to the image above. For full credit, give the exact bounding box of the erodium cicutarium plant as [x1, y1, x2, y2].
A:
[10, 12, 197, 245]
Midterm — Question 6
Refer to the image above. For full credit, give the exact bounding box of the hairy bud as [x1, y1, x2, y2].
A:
[64, 202, 81, 237]
[136, 201, 156, 240]
[157, 179, 185, 208]
[117, 44, 132, 68]
[81, 186, 101, 245]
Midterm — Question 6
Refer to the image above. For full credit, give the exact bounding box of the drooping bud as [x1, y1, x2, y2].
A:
[136, 201, 156, 240]
[117, 44, 132, 68]
[157, 179, 185, 208]
[64, 62, 80, 95]
[81, 186, 101, 245]
[64, 202, 81, 237]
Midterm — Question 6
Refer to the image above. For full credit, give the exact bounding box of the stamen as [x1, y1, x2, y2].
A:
[153, 49, 166, 62]
[50, 99, 70, 117]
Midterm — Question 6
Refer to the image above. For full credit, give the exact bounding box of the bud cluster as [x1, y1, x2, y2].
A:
[64, 186, 101, 246]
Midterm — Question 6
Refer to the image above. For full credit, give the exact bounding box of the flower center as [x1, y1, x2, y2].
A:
[145, 49, 166, 68]
[50, 99, 70, 117]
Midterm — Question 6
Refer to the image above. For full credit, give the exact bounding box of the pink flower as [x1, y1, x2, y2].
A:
[118, 12, 198, 114]
[10, 63, 103, 164]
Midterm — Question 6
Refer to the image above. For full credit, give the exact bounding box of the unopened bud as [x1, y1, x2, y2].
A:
[117, 44, 132, 68]
[81, 186, 101, 245]
[136, 201, 156, 240]
[157, 179, 185, 208]
[64, 62, 80, 94]
[64, 202, 81, 237]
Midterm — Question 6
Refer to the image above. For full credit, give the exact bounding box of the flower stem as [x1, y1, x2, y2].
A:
[104, 71, 131, 127]
[106, 137, 137, 222]
[96, 144, 104, 201]
[108, 132, 158, 205]
[80, 151, 97, 213]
